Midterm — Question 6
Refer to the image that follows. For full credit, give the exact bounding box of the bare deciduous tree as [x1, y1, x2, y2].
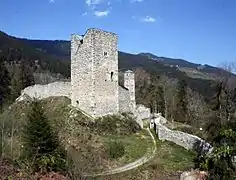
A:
[158, 76, 178, 121]
[187, 88, 209, 129]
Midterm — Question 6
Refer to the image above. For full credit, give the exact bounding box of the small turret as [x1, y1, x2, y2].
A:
[124, 70, 136, 112]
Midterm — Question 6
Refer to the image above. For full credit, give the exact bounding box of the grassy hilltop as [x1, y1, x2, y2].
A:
[0, 97, 195, 179]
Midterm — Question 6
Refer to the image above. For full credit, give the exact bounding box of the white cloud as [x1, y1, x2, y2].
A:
[94, 10, 109, 17]
[49, 0, 55, 3]
[131, 0, 144, 3]
[85, 0, 114, 17]
[141, 16, 156, 23]
[86, 0, 103, 7]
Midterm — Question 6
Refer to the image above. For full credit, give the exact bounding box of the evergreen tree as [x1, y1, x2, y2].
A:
[206, 81, 236, 141]
[22, 100, 66, 172]
[9, 57, 35, 100]
[156, 85, 165, 116]
[176, 80, 188, 123]
[19, 58, 35, 90]
[0, 56, 11, 112]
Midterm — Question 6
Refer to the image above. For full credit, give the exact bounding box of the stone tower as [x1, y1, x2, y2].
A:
[124, 70, 136, 112]
[71, 28, 119, 117]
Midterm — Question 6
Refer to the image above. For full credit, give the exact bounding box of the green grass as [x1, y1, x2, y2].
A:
[0, 97, 149, 173]
[96, 134, 196, 180]
[102, 129, 153, 164]
[142, 119, 150, 128]
[0, 97, 196, 179]
[145, 132, 195, 174]
[149, 129, 195, 172]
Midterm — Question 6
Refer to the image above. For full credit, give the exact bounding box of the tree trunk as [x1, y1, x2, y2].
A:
[164, 96, 168, 119]
[1, 121, 4, 157]
[10, 121, 14, 159]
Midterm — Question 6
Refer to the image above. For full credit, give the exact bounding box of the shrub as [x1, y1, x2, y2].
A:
[91, 114, 141, 135]
[195, 127, 236, 180]
[107, 141, 125, 159]
[36, 152, 67, 172]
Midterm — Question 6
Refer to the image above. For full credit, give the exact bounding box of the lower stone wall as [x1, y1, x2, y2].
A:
[133, 104, 151, 129]
[135, 104, 151, 119]
[16, 81, 152, 130]
[16, 81, 71, 101]
[153, 116, 212, 152]
[118, 86, 131, 113]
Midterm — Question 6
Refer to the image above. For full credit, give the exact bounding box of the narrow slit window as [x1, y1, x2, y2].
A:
[111, 72, 114, 81]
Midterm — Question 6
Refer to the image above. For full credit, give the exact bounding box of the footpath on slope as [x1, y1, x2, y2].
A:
[84, 128, 157, 177]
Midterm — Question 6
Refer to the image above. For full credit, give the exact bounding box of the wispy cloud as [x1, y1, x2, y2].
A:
[94, 10, 109, 17]
[49, 0, 55, 3]
[131, 0, 144, 3]
[82, 12, 88, 16]
[86, 0, 104, 7]
[141, 16, 156, 23]
[85, 0, 112, 17]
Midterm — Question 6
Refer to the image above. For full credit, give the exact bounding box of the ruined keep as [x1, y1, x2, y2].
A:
[71, 28, 139, 117]
[71, 29, 119, 117]
[17, 28, 151, 125]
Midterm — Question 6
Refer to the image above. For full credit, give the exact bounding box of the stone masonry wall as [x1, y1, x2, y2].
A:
[92, 29, 119, 117]
[16, 81, 71, 101]
[133, 104, 151, 129]
[135, 104, 151, 120]
[71, 28, 119, 117]
[153, 115, 212, 151]
[124, 70, 136, 112]
[118, 86, 131, 113]
[71, 31, 94, 115]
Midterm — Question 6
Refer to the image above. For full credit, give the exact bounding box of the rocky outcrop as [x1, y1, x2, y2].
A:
[180, 170, 208, 180]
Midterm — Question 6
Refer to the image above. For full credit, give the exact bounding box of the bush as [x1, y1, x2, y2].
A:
[107, 141, 125, 159]
[194, 127, 236, 180]
[90, 114, 141, 135]
[36, 152, 67, 172]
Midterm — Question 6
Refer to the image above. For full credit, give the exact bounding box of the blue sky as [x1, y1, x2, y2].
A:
[1, 0, 236, 66]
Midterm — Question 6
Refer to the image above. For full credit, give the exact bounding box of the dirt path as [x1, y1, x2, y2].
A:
[84, 128, 157, 177]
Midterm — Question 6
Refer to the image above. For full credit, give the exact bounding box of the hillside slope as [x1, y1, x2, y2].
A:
[0, 31, 70, 77]
[138, 52, 231, 77]
[0, 30, 228, 97]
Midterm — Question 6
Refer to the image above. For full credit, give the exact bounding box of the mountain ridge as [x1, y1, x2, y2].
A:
[1, 30, 224, 72]
[0, 30, 231, 98]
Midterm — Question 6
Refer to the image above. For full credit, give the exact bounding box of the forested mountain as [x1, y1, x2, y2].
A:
[0, 30, 233, 98]
[0, 31, 70, 77]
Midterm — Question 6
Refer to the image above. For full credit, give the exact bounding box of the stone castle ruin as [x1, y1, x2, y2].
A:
[17, 28, 151, 127]
[71, 29, 136, 116]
